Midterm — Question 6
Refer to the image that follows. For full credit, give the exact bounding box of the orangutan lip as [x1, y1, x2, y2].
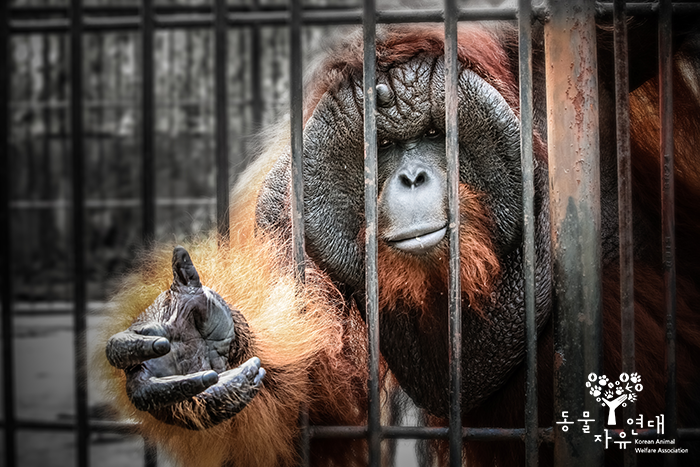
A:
[387, 226, 447, 255]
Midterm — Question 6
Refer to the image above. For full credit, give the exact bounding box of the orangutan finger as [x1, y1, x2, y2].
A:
[194, 357, 266, 427]
[126, 369, 219, 412]
[106, 330, 171, 369]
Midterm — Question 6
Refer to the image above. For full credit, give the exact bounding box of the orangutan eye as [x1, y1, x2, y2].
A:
[379, 138, 394, 149]
[425, 128, 441, 139]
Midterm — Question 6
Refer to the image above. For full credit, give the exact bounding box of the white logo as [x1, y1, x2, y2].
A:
[586, 372, 643, 425]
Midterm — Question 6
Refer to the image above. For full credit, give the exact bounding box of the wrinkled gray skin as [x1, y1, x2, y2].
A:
[104, 14, 700, 431]
[256, 56, 553, 416]
[256, 15, 684, 416]
[106, 246, 265, 429]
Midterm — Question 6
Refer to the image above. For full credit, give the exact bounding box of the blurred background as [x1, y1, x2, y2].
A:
[2, 0, 511, 465]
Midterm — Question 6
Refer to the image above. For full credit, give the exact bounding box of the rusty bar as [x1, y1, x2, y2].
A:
[443, 0, 462, 466]
[363, 0, 381, 465]
[658, 0, 677, 465]
[70, 1, 90, 466]
[215, 0, 229, 242]
[518, 0, 538, 465]
[544, 0, 604, 465]
[613, 1, 636, 467]
[0, 1, 17, 465]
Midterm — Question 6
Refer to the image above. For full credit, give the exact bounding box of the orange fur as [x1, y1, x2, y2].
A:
[304, 24, 519, 124]
[426, 33, 700, 467]
[628, 55, 700, 283]
[97, 23, 700, 467]
[97, 159, 370, 466]
[377, 185, 500, 321]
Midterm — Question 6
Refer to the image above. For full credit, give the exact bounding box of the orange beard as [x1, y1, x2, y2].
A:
[377, 184, 500, 320]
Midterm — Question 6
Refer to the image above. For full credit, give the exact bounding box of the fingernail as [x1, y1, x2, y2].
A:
[152, 338, 170, 355]
[202, 371, 218, 387]
[254, 368, 266, 385]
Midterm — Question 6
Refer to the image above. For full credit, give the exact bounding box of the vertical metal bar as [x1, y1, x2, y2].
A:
[70, 1, 89, 466]
[215, 0, 229, 241]
[289, 1, 309, 465]
[518, 0, 538, 465]
[443, 1, 462, 466]
[362, 1, 380, 466]
[250, 0, 263, 130]
[290, 0, 305, 281]
[144, 440, 158, 467]
[141, 2, 157, 462]
[142, 0, 155, 243]
[0, 1, 17, 465]
[544, 0, 603, 465]
[613, 2, 636, 467]
[658, 0, 677, 464]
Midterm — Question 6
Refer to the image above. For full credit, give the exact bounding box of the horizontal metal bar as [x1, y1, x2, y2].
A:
[8, 3, 360, 17]
[679, 429, 700, 440]
[12, 2, 700, 18]
[84, 17, 141, 31]
[155, 14, 213, 29]
[10, 99, 244, 109]
[310, 426, 556, 442]
[9, 197, 215, 210]
[9, 3, 700, 33]
[10, 3, 700, 34]
[228, 8, 521, 25]
[596, 2, 700, 17]
[5, 417, 698, 442]
[9, 301, 110, 315]
[0, 419, 140, 435]
[8, 7, 527, 33]
[9, 417, 697, 443]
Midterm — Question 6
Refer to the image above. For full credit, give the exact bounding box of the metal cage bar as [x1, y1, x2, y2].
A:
[612, 1, 636, 467]
[658, 1, 678, 465]
[362, 1, 381, 466]
[3, 2, 699, 467]
[544, 0, 604, 465]
[70, 1, 90, 466]
[289, 0, 310, 465]
[141, 4, 157, 460]
[141, 0, 155, 243]
[443, 0, 463, 465]
[215, 0, 230, 242]
[8, 3, 700, 34]
[0, 1, 17, 465]
[250, 1, 263, 130]
[290, 0, 305, 283]
[517, 0, 538, 465]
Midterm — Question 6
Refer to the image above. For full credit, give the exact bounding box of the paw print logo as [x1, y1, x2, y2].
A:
[586, 372, 644, 426]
